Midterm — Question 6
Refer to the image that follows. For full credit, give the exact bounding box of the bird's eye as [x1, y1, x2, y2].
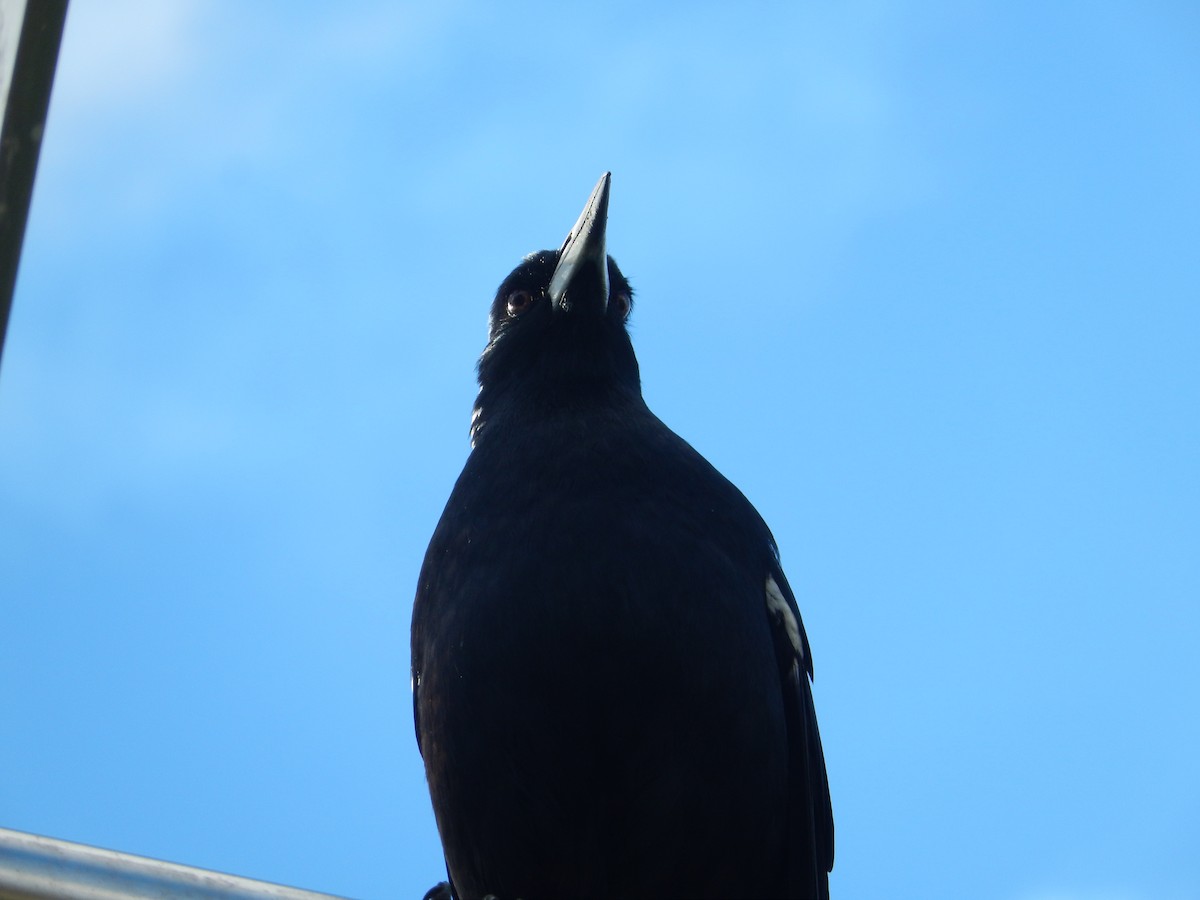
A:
[613, 291, 631, 319]
[506, 290, 535, 317]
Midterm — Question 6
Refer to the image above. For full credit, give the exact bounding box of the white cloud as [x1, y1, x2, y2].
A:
[53, 0, 204, 115]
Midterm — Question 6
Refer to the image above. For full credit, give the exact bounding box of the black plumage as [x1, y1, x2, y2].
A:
[412, 174, 833, 900]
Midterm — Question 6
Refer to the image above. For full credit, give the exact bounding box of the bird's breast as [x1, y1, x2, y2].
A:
[413, 425, 793, 898]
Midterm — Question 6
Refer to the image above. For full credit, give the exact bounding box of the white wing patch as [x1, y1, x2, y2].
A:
[766, 574, 804, 663]
[470, 406, 483, 448]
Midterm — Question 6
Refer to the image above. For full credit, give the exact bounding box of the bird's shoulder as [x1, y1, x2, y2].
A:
[422, 401, 798, 654]
[458, 402, 766, 529]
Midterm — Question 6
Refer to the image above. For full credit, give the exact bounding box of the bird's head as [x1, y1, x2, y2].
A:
[472, 173, 642, 446]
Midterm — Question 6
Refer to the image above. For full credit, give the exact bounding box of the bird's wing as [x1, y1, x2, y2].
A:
[766, 558, 834, 899]
[411, 574, 432, 760]
[412, 666, 423, 758]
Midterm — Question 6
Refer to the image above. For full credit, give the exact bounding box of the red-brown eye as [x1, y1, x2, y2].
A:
[506, 290, 534, 317]
[613, 291, 631, 319]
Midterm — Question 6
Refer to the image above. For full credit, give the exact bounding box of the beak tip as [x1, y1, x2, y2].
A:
[549, 174, 613, 311]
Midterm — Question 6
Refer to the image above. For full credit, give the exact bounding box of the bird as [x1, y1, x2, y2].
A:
[411, 173, 833, 900]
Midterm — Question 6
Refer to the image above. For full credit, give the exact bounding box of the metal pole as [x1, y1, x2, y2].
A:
[0, 0, 68, 373]
[0, 827, 354, 900]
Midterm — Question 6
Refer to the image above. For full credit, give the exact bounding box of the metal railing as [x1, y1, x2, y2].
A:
[0, 827, 352, 900]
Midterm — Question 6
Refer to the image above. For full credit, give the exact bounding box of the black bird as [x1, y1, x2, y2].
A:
[412, 174, 833, 900]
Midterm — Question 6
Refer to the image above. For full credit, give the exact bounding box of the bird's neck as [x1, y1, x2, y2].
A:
[470, 378, 644, 449]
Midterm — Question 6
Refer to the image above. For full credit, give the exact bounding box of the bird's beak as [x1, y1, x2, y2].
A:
[548, 172, 611, 315]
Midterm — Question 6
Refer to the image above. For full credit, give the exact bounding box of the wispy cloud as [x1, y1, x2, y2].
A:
[54, 0, 204, 115]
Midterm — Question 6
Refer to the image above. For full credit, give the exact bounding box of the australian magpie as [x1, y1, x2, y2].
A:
[412, 173, 833, 900]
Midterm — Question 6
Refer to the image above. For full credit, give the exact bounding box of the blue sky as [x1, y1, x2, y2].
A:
[2, 2, 1198, 898]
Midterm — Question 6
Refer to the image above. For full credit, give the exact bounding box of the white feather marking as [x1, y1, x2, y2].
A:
[470, 406, 483, 447]
[766, 574, 803, 662]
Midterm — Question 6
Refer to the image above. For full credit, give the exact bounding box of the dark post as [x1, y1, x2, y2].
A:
[0, 0, 69, 373]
